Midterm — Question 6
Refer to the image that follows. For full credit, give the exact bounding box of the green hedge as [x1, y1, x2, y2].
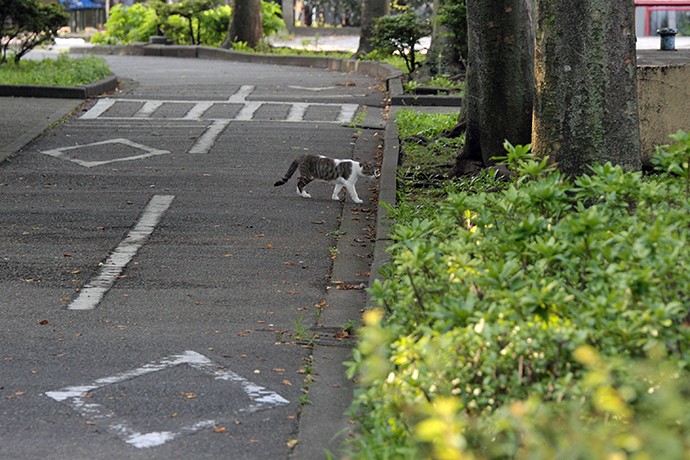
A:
[348, 113, 690, 458]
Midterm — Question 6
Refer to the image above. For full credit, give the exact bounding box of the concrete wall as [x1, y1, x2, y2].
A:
[637, 50, 690, 159]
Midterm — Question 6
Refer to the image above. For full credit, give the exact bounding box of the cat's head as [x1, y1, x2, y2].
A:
[357, 160, 380, 179]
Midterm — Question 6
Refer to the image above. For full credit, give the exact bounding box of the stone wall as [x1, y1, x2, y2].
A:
[637, 50, 690, 159]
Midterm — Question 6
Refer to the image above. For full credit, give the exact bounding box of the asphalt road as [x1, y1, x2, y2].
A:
[0, 54, 385, 459]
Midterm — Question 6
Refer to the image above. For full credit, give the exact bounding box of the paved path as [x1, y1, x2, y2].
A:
[0, 54, 385, 459]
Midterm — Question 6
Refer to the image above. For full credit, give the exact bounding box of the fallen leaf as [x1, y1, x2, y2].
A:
[15, 391, 25, 397]
[181, 392, 197, 399]
[38, 319, 49, 325]
[273, 368, 285, 374]
[212, 426, 227, 433]
[336, 330, 351, 339]
[282, 379, 293, 386]
[287, 439, 299, 448]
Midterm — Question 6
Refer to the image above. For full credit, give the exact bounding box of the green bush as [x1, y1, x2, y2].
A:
[371, 12, 430, 73]
[91, 0, 284, 47]
[348, 114, 690, 458]
[90, 3, 158, 45]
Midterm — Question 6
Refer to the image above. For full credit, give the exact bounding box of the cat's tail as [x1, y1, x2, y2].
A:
[274, 159, 299, 186]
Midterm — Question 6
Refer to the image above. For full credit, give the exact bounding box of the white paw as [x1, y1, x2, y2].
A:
[353, 198, 364, 204]
[332, 195, 341, 201]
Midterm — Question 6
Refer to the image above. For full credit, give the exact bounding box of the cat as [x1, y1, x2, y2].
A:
[274, 154, 377, 204]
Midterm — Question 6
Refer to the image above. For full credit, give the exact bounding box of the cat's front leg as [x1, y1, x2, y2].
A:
[345, 184, 363, 204]
[332, 183, 344, 201]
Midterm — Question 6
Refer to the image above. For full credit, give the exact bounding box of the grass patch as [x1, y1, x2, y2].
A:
[0, 54, 111, 87]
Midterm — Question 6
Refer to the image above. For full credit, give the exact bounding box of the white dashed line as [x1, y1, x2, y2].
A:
[286, 103, 309, 122]
[228, 85, 255, 102]
[67, 195, 175, 310]
[189, 119, 230, 154]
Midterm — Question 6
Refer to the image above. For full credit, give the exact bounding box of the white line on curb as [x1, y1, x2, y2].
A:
[67, 195, 175, 311]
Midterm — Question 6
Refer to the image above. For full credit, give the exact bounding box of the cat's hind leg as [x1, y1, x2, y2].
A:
[331, 183, 344, 201]
[297, 176, 312, 198]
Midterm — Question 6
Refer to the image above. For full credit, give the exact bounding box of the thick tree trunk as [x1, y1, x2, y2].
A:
[355, 0, 388, 57]
[460, 0, 535, 168]
[532, 1, 641, 175]
[224, 0, 263, 48]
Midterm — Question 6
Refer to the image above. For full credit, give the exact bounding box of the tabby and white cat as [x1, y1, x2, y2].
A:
[274, 154, 377, 204]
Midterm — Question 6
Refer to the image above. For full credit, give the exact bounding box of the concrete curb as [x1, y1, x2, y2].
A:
[370, 109, 399, 286]
[0, 74, 118, 99]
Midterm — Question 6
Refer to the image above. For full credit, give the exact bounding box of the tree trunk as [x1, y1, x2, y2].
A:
[532, 1, 641, 175]
[459, 0, 535, 169]
[415, 0, 466, 80]
[355, 0, 388, 57]
[224, 0, 263, 48]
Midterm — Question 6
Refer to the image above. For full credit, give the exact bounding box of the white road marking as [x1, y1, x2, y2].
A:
[79, 97, 359, 124]
[80, 98, 116, 119]
[67, 195, 175, 311]
[228, 85, 255, 102]
[41, 138, 170, 168]
[288, 85, 337, 91]
[189, 119, 230, 154]
[286, 103, 309, 122]
[45, 350, 289, 449]
[235, 101, 263, 121]
[337, 104, 359, 124]
[134, 100, 163, 118]
[183, 101, 214, 119]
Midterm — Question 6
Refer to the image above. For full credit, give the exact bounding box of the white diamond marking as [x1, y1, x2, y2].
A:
[45, 351, 289, 448]
[40, 138, 170, 168]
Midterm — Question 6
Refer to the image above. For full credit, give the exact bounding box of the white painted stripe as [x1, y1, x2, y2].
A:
[133, 101, 163, 118]
[235, 101, 262, 121]
[288, 85, 337, 91]
[67, 195, 175, 310]
[337, 104, 359, 123]
[286, 103, 309, 122]
[228, 85, 255, 103]
[80, 98, 116, 119]
[189, 119, 230, 154]
[183, 101, 214, 120]
[45, 350, 289, 448]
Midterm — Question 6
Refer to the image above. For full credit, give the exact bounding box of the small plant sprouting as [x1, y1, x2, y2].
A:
[292, 314, 309, 341]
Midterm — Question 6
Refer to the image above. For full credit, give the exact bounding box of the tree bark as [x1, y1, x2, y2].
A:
[460, 0, 535, 168]
[355, 0, 388, 57]
[415, 0, 466, 80]
[224, 0, 263, 48]
[532, 1, 641, 175]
